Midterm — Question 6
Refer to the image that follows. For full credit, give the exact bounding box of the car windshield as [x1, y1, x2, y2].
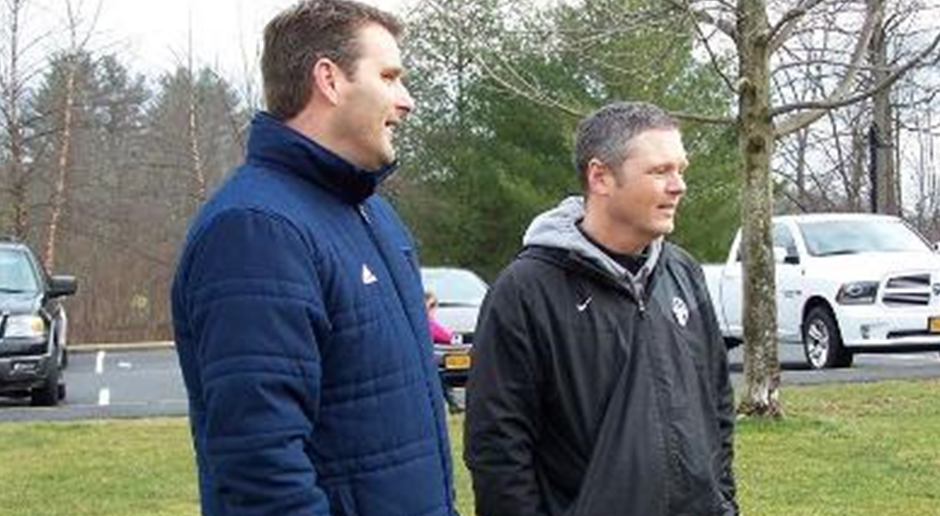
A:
[421, 268, 488, 306]
[798, 219, 931, 257]
[0, 249, 40, 293]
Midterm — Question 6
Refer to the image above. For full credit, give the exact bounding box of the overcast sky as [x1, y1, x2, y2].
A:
[32, 0, 411, 80]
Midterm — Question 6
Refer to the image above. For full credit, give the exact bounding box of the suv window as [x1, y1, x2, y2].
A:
[0, 248, 40, 292]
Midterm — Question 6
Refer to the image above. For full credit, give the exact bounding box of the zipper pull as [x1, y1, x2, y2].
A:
[358, 204, 371, 224]
[634, 278, 647, 315]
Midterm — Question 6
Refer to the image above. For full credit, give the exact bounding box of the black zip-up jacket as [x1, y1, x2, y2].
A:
[464, 197, 736, 516]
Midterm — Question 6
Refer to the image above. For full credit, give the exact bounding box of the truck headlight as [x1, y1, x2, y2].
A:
[4, 315, 47, 338]
[836, 281, 879, 305]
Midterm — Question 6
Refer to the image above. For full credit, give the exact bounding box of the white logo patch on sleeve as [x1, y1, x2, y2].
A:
[362, 264, 378, 285]
[671, 296, 689, 327]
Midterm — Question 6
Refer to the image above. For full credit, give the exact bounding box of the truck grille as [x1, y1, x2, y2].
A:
[883, 273, 933, 306]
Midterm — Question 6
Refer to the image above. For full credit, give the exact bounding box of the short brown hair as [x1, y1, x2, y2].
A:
[261, 0, 403, 120]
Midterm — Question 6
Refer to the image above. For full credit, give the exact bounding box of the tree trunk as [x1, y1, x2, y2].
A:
[869, 22, 898, 215]
[850, 126, 865, 211]
[187, 73, 207, 207]
[2, 0, 29, 239]
[44, 54, 77, 271]
[736, 0, 782, 418]
[795, 128, 808, 208]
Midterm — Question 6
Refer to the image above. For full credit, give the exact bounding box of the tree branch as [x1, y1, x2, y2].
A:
[769, 0, 828, 51]
[474, 52, 584, 118]
[671, 110, 735, 125]
[686, 10, 737, 95]
[664, 0, 738, 42]
[775, 25, 940, 137]
[772, 0, 883, 137]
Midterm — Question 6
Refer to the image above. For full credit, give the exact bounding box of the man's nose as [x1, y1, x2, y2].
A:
[397, 83, 415, 116]
[669, 173, 687, 194]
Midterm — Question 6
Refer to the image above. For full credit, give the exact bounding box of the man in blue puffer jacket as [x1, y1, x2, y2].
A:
[171, 2, 457, 515]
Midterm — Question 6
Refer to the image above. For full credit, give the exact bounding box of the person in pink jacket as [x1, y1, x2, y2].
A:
[425, 292, 462, 413]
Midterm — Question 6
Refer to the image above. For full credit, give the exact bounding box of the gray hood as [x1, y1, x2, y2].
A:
[522, 196, 662, 289]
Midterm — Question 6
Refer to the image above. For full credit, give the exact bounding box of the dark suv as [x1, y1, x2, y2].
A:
[0, 239, 77, 406]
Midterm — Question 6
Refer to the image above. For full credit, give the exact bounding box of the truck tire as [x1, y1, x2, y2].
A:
[31, 363, 62, 407]
[803, 306, 853, 369]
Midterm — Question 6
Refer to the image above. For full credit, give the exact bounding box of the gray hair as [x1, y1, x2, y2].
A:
[573, 101, 679, 189]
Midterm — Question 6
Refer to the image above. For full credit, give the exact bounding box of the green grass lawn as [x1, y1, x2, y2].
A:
[2, 379, 939, 516]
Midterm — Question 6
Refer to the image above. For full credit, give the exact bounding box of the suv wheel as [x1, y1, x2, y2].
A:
[31, 364, 62, 407]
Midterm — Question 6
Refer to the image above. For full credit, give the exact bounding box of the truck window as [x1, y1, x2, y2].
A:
[772, 224, 798, 259]
[798, 219, 931, 256]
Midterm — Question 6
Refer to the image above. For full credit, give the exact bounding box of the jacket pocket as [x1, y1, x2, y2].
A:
[667, 409, 726, 515]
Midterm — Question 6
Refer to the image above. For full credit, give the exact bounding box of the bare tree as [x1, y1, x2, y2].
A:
[679, 0, 939, 416]
[0, 0, 45, 239]
[185, 25, 207, 205]
[44, 0, 101, 270]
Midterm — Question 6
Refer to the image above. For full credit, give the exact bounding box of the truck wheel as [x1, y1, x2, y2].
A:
[803, 307, 853, 370]
[31, 365, 61, 407]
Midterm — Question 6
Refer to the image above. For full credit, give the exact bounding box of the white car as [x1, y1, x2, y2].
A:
[420, 266, 488, 345]
[420, 267, 488, 388]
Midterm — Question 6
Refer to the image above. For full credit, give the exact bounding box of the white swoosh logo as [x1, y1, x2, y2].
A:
[576, 297, 592, 312]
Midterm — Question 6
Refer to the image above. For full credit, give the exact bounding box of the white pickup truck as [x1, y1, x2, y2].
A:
[704, 213, 940, 369]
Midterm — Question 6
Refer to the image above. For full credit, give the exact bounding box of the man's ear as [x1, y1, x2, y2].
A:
[586, 158, 613, 197]
[311, 58, 342, 105]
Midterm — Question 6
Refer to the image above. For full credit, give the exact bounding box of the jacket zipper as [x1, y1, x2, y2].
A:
[629, 273, 648, 315]
[357, 204, 372, 225]
[356, 202, 455, 508]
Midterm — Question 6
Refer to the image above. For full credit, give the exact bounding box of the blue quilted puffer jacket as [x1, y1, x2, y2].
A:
[172, 112, 456, 516]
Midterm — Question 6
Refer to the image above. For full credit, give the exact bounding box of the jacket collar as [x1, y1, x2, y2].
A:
[245, 111, 397, 205]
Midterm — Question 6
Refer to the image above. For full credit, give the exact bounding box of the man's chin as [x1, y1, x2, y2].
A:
[654, 221, 675, 237]
[364, 150, 396, 172]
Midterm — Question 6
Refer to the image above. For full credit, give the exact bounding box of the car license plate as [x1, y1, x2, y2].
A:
[930, 316, 940, 334]
[444, 354, 471, 370]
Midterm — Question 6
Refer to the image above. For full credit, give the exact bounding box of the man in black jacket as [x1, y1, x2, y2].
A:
[464, 101, 737, 516]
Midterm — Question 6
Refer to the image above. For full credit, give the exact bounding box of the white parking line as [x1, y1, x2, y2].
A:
[860, 353, 938, 363]
[98, 388, 111, 406]
[95, 350, 106, 375]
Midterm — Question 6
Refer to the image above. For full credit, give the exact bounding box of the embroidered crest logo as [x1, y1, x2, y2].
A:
[671, 297, 689, 327]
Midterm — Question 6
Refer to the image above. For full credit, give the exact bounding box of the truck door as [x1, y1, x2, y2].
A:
[773, 223, 803, 342]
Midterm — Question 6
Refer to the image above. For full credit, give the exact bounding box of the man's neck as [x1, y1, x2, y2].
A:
[284, 106, 368, 170]
[577, 223, 647, 275]
[580, 208, 649, 255]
